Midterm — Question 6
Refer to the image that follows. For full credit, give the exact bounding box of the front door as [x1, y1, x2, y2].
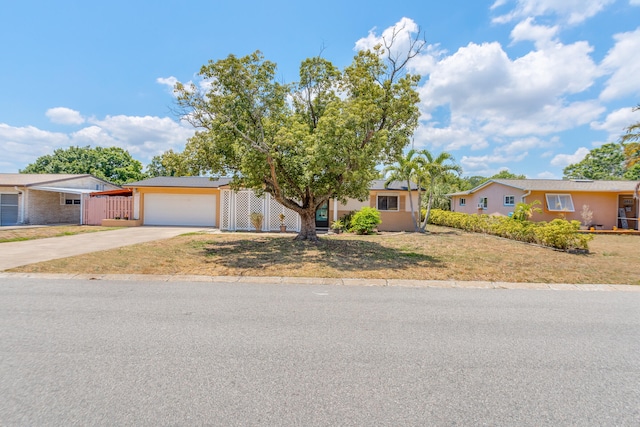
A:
[618, 195, 637, 229]
[315, 201, 329, 228]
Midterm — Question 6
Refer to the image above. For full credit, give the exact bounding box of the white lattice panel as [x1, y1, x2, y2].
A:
[235, 191, 250, 230]
[221, 190, 231, 230]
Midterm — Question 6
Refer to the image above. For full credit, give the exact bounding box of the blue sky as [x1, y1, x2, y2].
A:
[1, 0, 639, 178]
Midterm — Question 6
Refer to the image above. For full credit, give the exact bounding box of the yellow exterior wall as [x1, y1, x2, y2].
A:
[526, 191, 624, 229]
[131, 187, 221, 227]
[328, 190, 416, 232]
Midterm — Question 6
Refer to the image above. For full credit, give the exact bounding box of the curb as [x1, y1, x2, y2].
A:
[0, 272, 638, 292]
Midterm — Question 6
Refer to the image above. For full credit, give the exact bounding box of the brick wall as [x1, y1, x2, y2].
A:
[27, 190, 80, 224]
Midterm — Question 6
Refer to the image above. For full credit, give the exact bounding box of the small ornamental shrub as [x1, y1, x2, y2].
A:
[428, 209, 592, 252]
[349, 207, 382, 235]
[339, 211, 356, 231]
[250, 212, 264, 231]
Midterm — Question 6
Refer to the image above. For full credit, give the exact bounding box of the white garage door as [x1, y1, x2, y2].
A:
[144, 194, 216, 226]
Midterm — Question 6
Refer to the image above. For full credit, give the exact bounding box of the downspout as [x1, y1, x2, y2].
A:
[521, 190, 531, 203]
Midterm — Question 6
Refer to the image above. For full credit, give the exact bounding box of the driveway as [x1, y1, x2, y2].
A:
[0, 226, 212, 271]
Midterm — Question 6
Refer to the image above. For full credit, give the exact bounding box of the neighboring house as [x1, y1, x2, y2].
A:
[0, 174, 119, 226]
[123, 177, 418, 232]
[448, 179, 640, 230]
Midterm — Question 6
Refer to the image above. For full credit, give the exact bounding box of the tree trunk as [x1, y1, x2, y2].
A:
[295, 208, 319, 241]
[406, 180, 419, 232]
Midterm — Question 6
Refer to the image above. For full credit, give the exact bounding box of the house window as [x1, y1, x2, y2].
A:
[479, 197, 488, 209]
[377, 195, 399, 211]
[504, 195, 515, 206]
[60, 193, 81, 206]
[545, 194, 575, 212]
[459, 198, 466, 206]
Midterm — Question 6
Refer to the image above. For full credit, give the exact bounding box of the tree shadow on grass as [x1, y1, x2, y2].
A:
[200, 237, 443, 272]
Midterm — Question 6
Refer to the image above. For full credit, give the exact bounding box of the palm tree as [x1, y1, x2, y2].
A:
[416, 150, 462, 231]
[622, 104, 640, 169]
[383, 149, 420, 231]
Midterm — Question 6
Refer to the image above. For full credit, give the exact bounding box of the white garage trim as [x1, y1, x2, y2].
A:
[144, 194, 216, 226]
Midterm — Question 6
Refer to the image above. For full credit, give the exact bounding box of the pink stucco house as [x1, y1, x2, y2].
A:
[448, 179, 640, 230]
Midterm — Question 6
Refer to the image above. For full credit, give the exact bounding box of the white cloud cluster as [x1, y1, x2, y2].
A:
[491, 0, 616, 25]
[0, 110, 195, 172]
[591, 106, 638, 141]
[45, 107, 85, 125]
[356, 12, 637, 176]
[599, 28, 640, 101]
[550, 147, 590, 167]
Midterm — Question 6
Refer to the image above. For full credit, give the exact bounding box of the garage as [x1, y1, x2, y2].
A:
[143, 193, 216, 226]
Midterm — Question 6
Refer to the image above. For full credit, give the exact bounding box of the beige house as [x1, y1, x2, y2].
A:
[0, 174, 119, 226]
[448, 179, 640, 230]
[124, 177, 418, 232]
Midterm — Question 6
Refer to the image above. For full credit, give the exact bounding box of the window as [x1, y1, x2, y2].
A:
[377, 195, 399, 211]
[459, 198, 466, 206]
[478, 197, 488, 209]
[60, 193, 81, 206]
[504, 195, 515, 206]
[545, 194, 575, 212]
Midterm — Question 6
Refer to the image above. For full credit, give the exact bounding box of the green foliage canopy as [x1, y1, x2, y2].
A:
[173, 43, 422, 240]
[20, 145, 146, 185]
[562, 142, 639, 180]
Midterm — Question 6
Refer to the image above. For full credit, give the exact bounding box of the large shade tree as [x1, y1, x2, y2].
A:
[563, 142, 639, 180]
[173, 36, 422, 241]
[20, 145, 146, 185]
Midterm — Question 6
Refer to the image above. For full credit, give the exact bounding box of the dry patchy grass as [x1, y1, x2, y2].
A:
[0, 225, 122, 243]
[10, 226, 640, 285]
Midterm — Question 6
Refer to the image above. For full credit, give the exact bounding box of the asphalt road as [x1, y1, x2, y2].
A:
[1, 277, 638, 426]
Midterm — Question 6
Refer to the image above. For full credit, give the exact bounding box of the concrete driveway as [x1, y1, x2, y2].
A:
[0, 226, 212, 271]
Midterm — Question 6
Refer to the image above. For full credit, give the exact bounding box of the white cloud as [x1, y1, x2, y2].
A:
[0, 113, 195, 172]
[87, 115, 195, 158]
[510, 18, 559, 47]
[354, 17, 443, 75]
[417, 38, 603, 152]
[460, 152, 528, 174]
[496, 136, 553, 155]
[591, 106, 638, 141]
[0, 123, 72, 172]
[631, 0, 640, 5]
[599, 28, 640, 101]
[45, 107, 85, 125]
[536, 171, 558, 179]
[492, 0, 615, 25]
[550, 147, 590, 167]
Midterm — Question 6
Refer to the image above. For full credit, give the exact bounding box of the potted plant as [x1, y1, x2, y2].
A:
[580, 204, 593, 230]
[279, 213, 286, 232]
[330, 219, 344, 234]
[250, 212, 264, 232]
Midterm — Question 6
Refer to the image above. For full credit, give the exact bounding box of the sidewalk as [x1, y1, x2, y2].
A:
[0, 226, 212, 271]
[0, 272, 638, 292]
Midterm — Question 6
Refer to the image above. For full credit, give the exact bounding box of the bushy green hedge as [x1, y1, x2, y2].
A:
[428, 209, 592, 251]
[349, 207, 382, 235]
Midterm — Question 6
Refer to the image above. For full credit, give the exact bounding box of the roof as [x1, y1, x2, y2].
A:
[0, 173, 94, 187]
[448, 179, 640, 196]
[124, 176, 233, 188]
[90, 188, 133, 197]
[370, 179, 419, 191]
[29, 186, 97, 195]
[125, 177, 417, 191]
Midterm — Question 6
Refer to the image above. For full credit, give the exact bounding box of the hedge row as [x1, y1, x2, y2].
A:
[428, 209, 592, 251]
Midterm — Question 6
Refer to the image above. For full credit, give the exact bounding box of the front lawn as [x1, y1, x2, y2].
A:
[0, 225, 122, 243]
[9, 226, 640, 285]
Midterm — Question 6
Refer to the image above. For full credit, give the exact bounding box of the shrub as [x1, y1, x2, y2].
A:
[349, 207, 382, 235]
[339, 211, 356, 231]
[428, 209, 592, 251]
[250, 212, 264, 231]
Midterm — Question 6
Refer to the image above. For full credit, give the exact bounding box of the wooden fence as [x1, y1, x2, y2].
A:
[83, 196, 133, 225]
